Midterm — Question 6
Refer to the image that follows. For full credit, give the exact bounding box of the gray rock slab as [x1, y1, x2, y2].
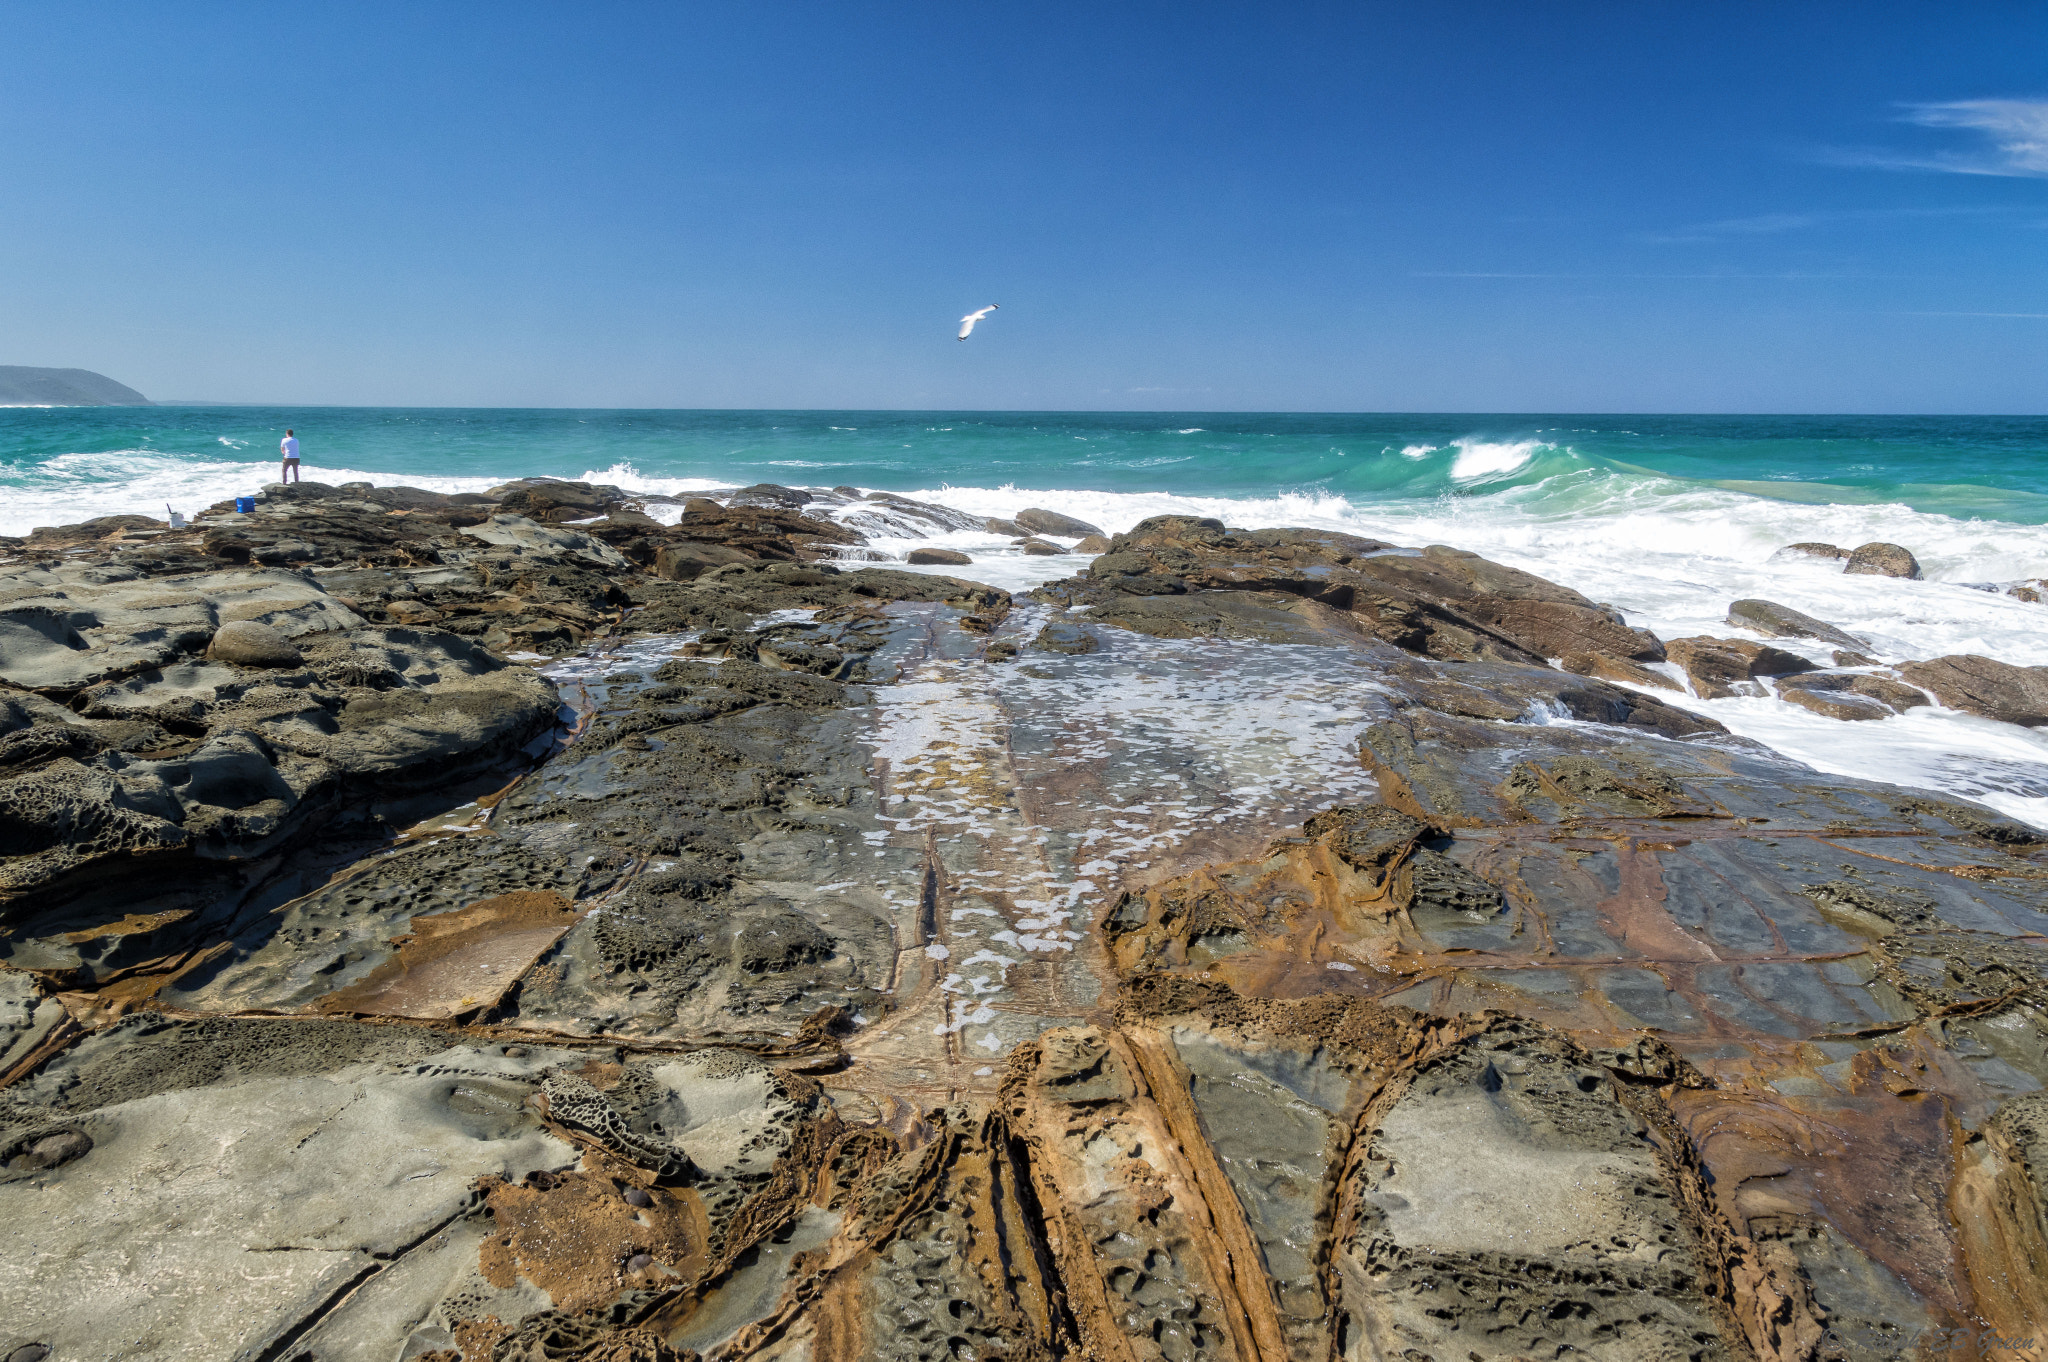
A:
[0, 566, 364, 691]
[0, 1041, 573, 1362]
[1341, 1031, 1725, 1359]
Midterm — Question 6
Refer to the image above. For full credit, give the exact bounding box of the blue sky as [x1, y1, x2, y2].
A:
[3, 1, 2045, 410]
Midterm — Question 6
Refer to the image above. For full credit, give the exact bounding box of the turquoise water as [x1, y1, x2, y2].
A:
[4, 407, 2047, 526]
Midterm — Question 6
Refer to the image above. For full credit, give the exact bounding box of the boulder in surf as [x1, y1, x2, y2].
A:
[1844, 541, 1923, 579]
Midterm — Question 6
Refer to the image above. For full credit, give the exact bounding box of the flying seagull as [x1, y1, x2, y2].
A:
[957, 304, 998, 341]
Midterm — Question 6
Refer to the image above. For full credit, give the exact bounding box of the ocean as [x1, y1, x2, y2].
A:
[6, 406, 2048, 824]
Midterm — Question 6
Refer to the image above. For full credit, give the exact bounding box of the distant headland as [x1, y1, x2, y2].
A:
[0, 366, 152, 405]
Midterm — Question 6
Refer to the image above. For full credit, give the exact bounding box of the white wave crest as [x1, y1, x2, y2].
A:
[0, 451, 508, 535]
[1448, 438, 1546, 481]
[877, 476, 2048, 823]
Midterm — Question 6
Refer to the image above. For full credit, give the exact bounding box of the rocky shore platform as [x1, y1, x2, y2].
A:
[4, 479, 2047, 1362]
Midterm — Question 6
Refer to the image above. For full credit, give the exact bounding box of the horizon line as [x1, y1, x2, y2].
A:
[51, 402, 2048, 419]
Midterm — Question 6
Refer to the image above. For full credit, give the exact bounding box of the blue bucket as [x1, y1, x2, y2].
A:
[234, 496, 256, 513]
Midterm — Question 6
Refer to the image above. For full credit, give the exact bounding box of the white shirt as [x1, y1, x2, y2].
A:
[281, 436, 299, 459]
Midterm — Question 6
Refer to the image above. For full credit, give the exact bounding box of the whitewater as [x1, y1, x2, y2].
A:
[5, 407, 2047, 825]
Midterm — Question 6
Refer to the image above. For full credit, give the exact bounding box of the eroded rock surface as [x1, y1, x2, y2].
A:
[4, 499, 2047, 1362]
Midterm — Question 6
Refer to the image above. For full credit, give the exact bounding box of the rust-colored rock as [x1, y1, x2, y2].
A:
[315, 890, 581, 1020]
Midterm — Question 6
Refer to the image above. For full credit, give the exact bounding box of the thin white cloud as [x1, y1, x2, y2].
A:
[1638, 213, 1816, 244]
[1833, 99, 2048, 178]
[1410, 270, 1885, 280]
[1643, 205, 2002, 244]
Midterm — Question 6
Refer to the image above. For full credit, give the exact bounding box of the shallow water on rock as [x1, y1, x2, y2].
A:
[852, 605, 1387, 1066]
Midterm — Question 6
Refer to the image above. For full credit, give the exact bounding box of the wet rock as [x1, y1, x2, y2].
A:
[669, 495, 865, 563]
[1771, 541, 1850, 563]
[1558, 649, 1681, 690]
[1776, 669, 1929, 721]
[1030, 616, 1098, 655]
[1070, 533, 1112, 554]
[1727, 597, 1866, 650]
[982, 516, 1029, 536]
[1087, 589, 1352, 646]
[726, 482, 817, 512]
[628, 561, 1006, 636]
[1015, 538, 1065, 556]
[489, 656, 899, 1035]
[1844, 541, 1923, 579]
[818, 489, 988, 537]
[1044, 517, 1664, 667]
[905, 547, 973, 565]
[1665, 635, 1818, 698]
[205, 619, 303, 668]
[1899, 654, 2048, 725]
[2007, 578, 2048, 604]
[1014, 507, 1104, 538]
[1778, 685, 1894, 721]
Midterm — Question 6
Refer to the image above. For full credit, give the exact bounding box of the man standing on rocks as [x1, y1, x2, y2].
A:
[279, 428, 301, 484]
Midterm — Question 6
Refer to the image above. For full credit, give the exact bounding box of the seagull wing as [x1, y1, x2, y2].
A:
[957, 305, 998, 340]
